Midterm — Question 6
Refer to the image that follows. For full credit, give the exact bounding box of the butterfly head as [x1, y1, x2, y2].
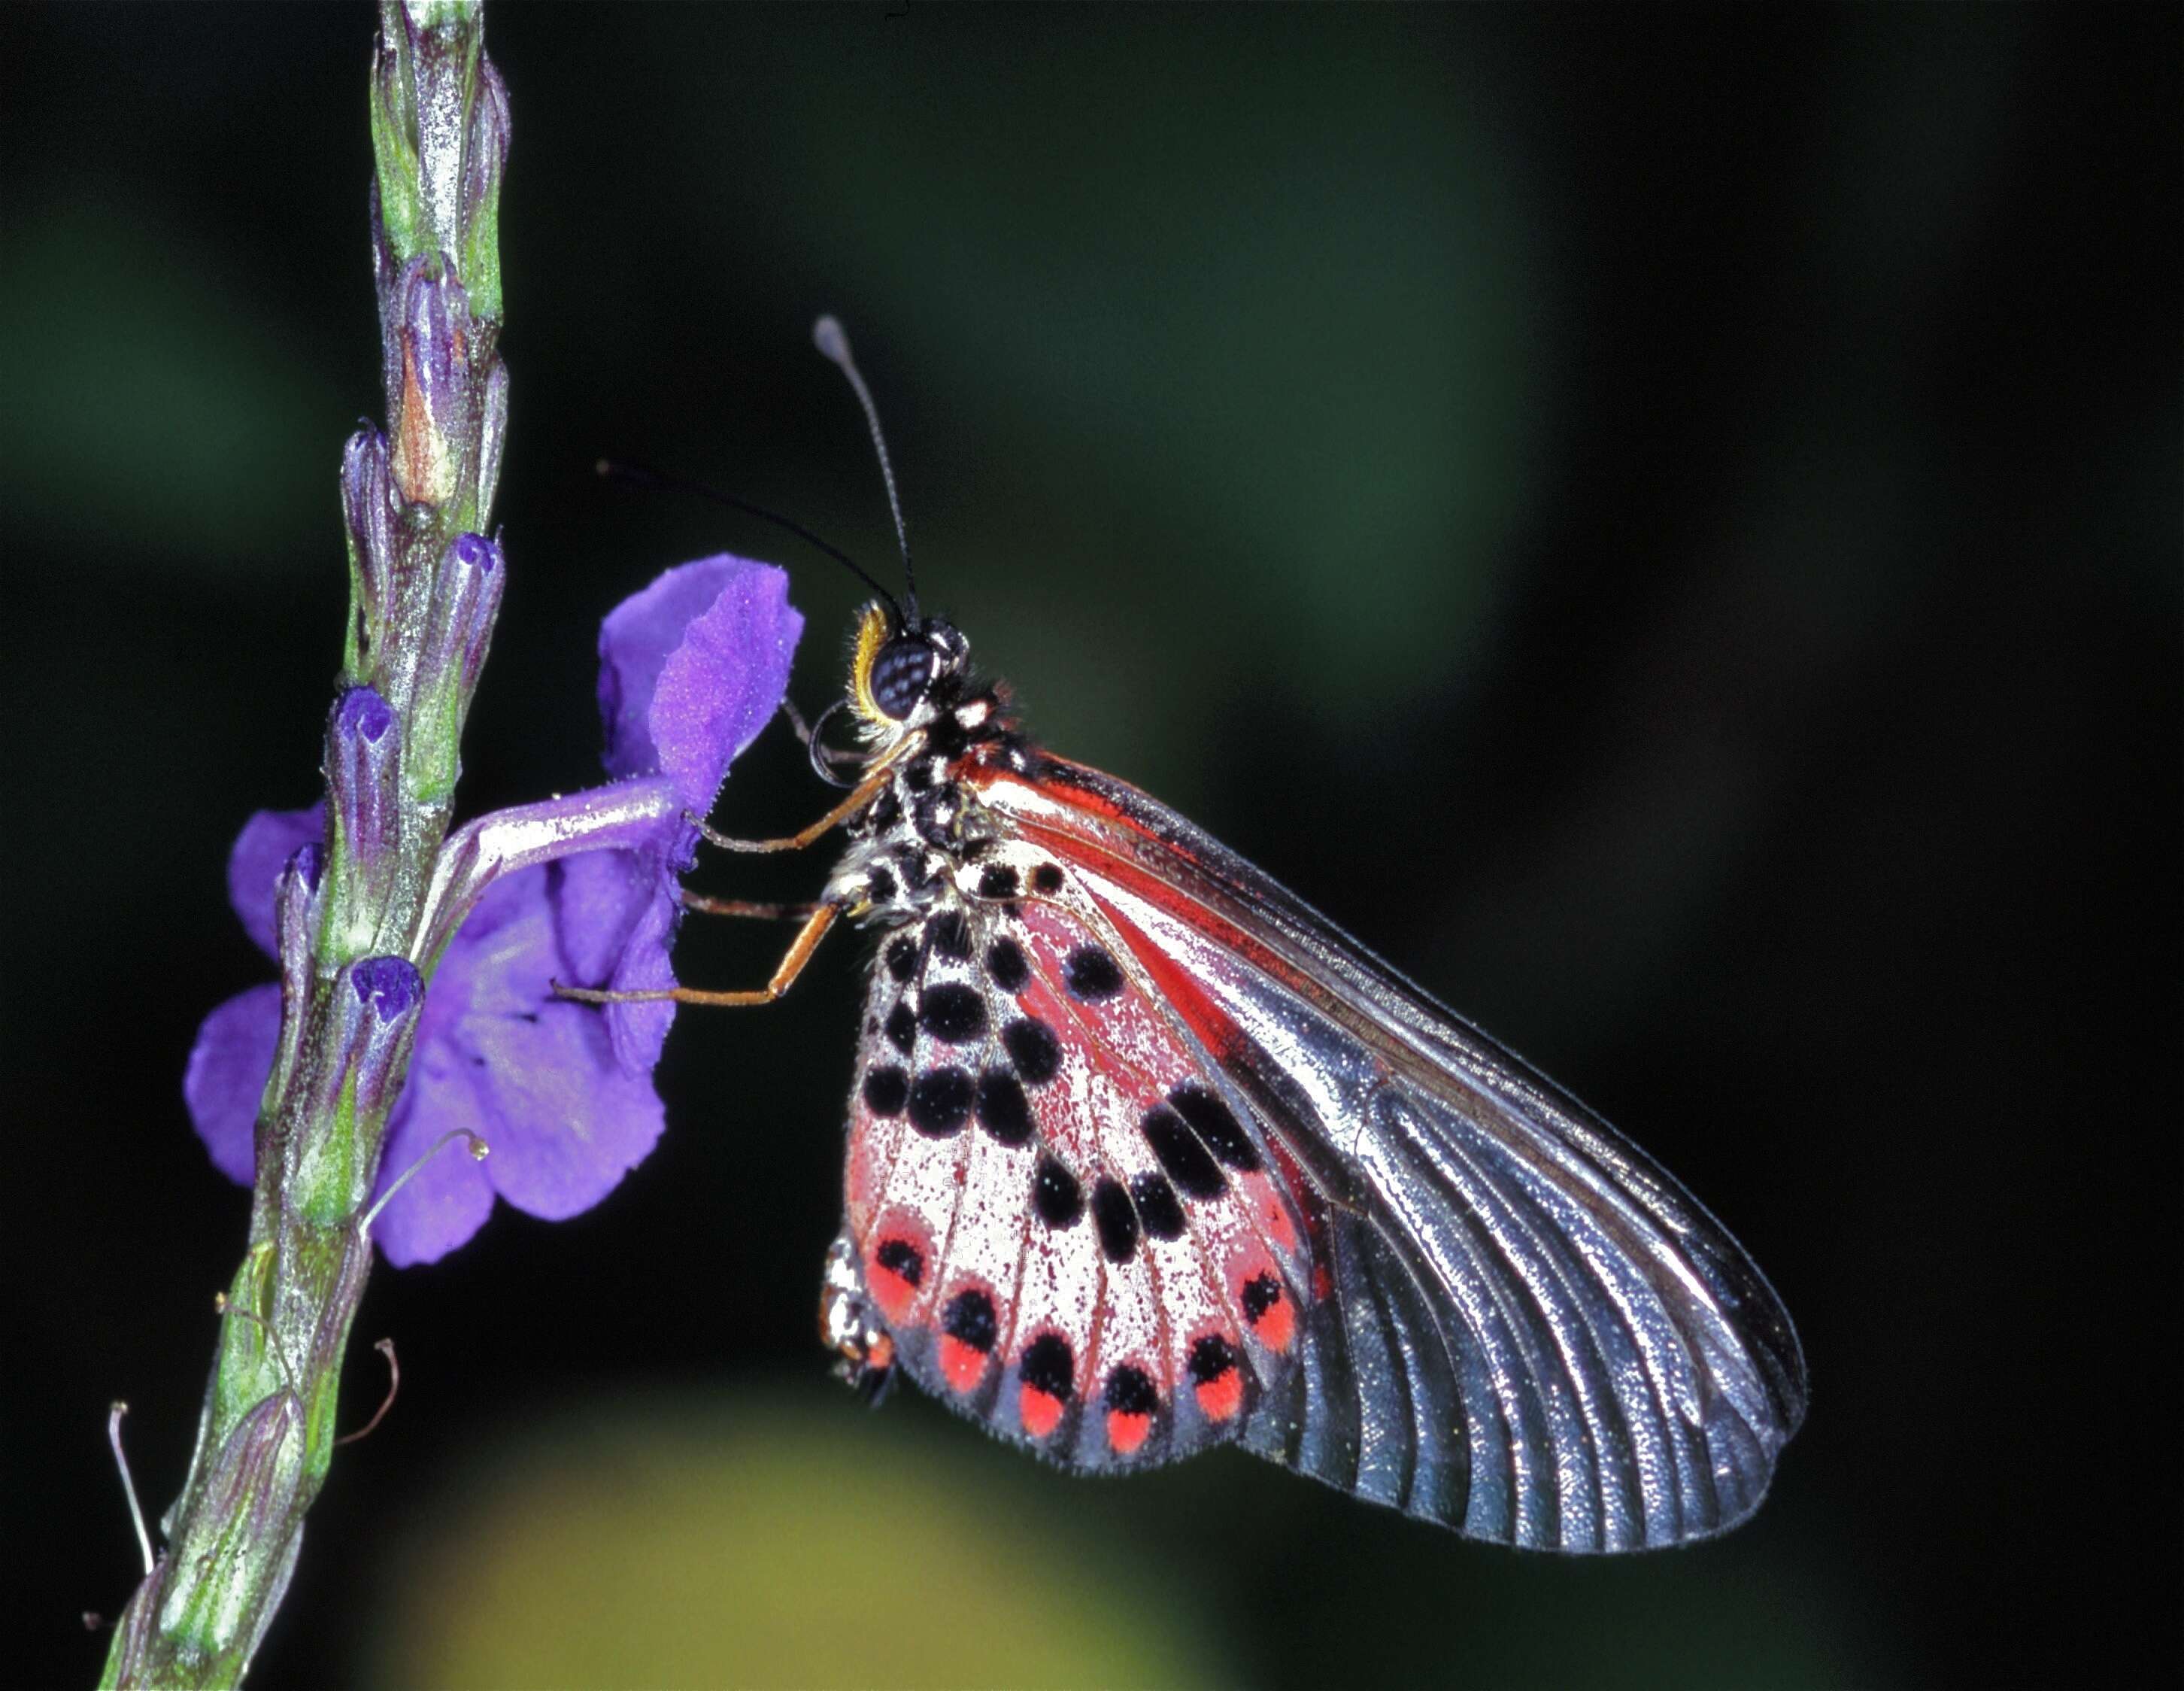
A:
[850, 602, 972, 735]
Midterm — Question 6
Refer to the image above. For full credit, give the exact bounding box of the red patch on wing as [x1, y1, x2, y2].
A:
[866, 1236, 924, 1322]
[1263, 1193, 1298, 1252]
[1311, 1261, 1333, 1302]
[1106, 1410, 1153, 1455]
[1242, 1271, 1295, 1351]
[1194, 1370, 1243, 1422]
[939, 1335, 988, 1393]
[1019, 1386, 1066, 1440]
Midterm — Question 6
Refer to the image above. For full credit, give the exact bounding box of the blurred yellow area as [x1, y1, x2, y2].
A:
[368, 1383, 1231, 1691]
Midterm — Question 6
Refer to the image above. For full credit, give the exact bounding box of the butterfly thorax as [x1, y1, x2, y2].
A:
[819, 603, 1035, 929]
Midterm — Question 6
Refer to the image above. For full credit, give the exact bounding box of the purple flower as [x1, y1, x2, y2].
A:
[187, 556, 802, 1265]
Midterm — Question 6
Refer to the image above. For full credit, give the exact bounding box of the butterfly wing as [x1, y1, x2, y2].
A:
[841, 885, 1315, 1471]
[942, 748, 1809, 1551]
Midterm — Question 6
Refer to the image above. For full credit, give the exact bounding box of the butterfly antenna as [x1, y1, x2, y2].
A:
[812, 315, 918, 622]
[595, 458, 904, 624]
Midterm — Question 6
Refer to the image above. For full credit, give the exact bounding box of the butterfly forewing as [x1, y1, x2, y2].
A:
[948, 749, 1808, 1550]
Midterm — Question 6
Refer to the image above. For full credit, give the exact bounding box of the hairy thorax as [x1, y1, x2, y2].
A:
[821, 689, 1034, 931]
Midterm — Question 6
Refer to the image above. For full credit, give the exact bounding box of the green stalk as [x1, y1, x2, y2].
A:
[100, 5, 507, 1683]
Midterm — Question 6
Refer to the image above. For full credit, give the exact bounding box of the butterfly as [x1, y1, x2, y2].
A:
[602, 320, 1806, 1552]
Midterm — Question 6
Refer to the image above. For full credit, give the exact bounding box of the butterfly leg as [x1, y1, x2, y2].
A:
[554, 902, 840, 1009]
[778, 696, 818, 748]
[691, 766, 891, 855]
[677, 891, 823, 921]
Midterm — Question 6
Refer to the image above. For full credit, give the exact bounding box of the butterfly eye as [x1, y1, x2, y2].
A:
[870, 636, 937, 720]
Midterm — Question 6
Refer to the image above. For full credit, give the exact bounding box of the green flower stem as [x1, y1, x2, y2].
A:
[100, 5, 505, 1683]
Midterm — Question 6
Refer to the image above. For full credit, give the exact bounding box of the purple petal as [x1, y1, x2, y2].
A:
[361, 870, 550, 1265]
[466, 1000, 667, 1222]
[597, 556, 802, 811]
[369, 1047, 498, 1267]
[550, 849, 682, 1074]
[184, 984, 282, 1186]
[364, 861, 668, 1260]
[228, 806, 323, 959]
[428, 867, 667, 1219]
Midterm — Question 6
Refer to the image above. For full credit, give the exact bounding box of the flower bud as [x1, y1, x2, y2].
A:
[405, 532, 503, 806]
[323, 686, 400, 956]
[340, 429, 397, 676]
[389, 255, 472, 508]
[461, 59, 510, 322]
[435, 531, 505, 695]
[344, 954, 427, 1121]
[286, 955, 427, 1221]
[336, 956, 429, 1167]
[271, 842, 324, 1098]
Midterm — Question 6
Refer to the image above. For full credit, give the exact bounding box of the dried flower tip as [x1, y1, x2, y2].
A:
[390, 257, 472, 508]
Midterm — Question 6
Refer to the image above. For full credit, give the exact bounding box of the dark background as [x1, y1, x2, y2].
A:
[5, 5, 2176, 1686]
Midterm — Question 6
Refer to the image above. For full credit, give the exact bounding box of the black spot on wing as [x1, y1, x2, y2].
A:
[884, 1003, 915, 1055]
[1130, 1173, 1185, 1240]
[1033, 1155, 1083, 1228]
[861, 1065, 908, 1116]
[975, 1069, 1034, 1146]
[1104, 1365, 1158, 1416]
[942, 1289, 997, 1352]
[1188, 1333, 1238, 1384]
[1020, 1334, 1074, 1402]
[1002, 1017, 1061, 1084]
[918, 983, 986, 1043]
[907, 1067, 973, 1137]
[926, 909, 972, 960]
[1031, 864, 1063, 894]
[985, 937, 1029, 993]
[1168, 1082, 1260, 1172]
[977, 864, 1019, 898]
[1140, 1107, 1228, 1201]
[884, 936, 917, 982]
[875, 1237, 923, 1287]
[1091, 1177, 1140, 1263]
[1063, 945, 1125, 1001]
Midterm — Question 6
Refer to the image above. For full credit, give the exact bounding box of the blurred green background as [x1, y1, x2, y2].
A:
[5, 5, 2175, 1686]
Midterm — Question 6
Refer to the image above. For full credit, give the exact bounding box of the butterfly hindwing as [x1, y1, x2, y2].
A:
[842, 865, 1320, 1471]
